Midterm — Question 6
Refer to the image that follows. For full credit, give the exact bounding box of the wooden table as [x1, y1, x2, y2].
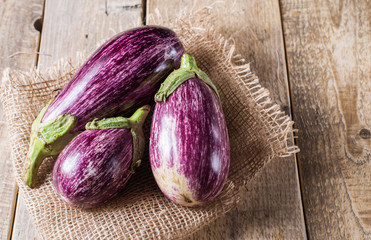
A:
[1, 0, 370, 239]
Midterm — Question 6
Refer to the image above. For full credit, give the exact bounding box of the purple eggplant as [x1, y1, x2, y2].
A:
[52, 105, 150, 208]
[149, 54, 230, 207]
[25, 26, 184, 187]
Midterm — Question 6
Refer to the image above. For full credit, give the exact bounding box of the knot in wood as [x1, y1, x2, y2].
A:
[359, 128, 371, 139]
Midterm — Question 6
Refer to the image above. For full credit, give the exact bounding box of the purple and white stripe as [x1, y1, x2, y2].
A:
[149, 78, 230, 206]
[43, 26, 184, 131]
[52, 128, 133, 208]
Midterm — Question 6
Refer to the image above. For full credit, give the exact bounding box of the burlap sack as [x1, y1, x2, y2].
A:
[0, 9, 298, 240]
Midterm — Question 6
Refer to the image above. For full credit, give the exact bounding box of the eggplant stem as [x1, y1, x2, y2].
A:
[85, 117, 132, 129]
[24, 137, 49, 188]
[85, 105, 150, 130]
[25, 101, 78, 188]
[129, 105, 151, 127]
[154, 53, 220, 103]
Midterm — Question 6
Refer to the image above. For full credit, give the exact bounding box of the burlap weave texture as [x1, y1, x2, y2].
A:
[0, 9, 298, 240]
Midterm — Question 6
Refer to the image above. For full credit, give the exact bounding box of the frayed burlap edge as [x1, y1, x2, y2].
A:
[0, 7, 298, 240]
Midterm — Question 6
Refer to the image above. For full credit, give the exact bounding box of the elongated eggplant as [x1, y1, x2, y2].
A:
[149, 54, 230, 207]
[26, 26, 184, 187]
[52, 106, 150, 208]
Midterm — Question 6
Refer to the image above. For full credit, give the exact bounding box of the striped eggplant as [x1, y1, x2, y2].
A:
[52, 106, 150, 208]
[149, 54, 230, 207]
[26, 26, 184, 187]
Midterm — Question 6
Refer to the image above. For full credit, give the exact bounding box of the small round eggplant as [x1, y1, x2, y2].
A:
[149, 54, 230, 207]
[53, 106, 150, 208]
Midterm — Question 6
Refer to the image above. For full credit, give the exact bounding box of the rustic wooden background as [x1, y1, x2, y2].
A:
[0, 0, 370, 239]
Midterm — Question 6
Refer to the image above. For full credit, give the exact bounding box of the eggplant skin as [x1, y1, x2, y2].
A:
[42, 26, 184, 131]
[52, 128, 133, 208]
[149, 78, 230, 207]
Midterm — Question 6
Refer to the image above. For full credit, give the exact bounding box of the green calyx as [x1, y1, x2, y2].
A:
[154, 53, 220, 103]
[86, 105, 151, 173]
[25, 99, 79, 188]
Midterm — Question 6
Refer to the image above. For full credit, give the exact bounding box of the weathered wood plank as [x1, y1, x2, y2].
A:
[281, 0, 371, 238]
[11, 194, 38, 240]
[11, 0, 143, 239]
[0, 0, 43, 239]
[38, 0, 143, 68]
[147, 0, 306, 239]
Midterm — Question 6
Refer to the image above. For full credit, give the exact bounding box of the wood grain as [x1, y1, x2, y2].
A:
[37, 0, 143, 68]
[11, 194, 38, 240]
[11, 0, 143, 239]
[281, 0, 371, 238]
[0, 0, 43, 239]
[147, 0, 306, 239]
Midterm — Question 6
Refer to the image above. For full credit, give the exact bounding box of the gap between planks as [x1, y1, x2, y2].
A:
[7, 185, 19, 240]
[277, 0, 309, 238]
[10, 0, 46, 238]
